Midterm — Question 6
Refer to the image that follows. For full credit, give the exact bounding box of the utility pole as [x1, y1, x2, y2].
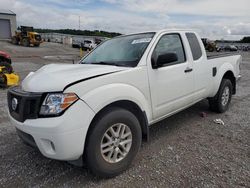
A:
[79, 16, 80, 30]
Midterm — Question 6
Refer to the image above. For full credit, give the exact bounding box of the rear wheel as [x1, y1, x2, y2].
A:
[209, 79, 233, 113]
[85, 107, 142, 178]
[208, 47, 214, 52]
[22, 38, 30, 47]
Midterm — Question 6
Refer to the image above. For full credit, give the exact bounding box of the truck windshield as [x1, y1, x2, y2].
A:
[80, 33, 155, 67]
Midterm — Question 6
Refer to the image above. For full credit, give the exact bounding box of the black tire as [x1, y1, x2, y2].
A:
[208, 47, 214, 52]
[22, 38, 30, 47]
[85, 107, 142, 178]
[0, 56, 11, 64]
[12, 36, 18, 45]
[34, 43, 40, 47]
[209, 79, 233, 113]
[0, 62, 13, 73]
[0, 74, 7, 87]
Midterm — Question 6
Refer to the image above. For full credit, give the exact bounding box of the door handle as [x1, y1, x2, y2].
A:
[184, 67, 193, 73]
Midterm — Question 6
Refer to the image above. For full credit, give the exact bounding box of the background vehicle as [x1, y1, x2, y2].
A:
[8, 29, 241, 177]
[81, 40, 96, 50]
[0, 50, 11, 64]
[201, 38, 219, 52]
[242, 46, 249, 51]
[0, 52, 19, 87]
[224, 45, 238, 51]
[72, 39, 81, 48]
[72, 38, 102, 49]
[12, 26, 42, 47]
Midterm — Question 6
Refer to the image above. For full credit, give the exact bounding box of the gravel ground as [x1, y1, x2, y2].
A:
[0, 41, 249, 187]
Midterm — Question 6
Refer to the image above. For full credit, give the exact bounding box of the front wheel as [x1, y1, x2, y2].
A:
[85, 107, 142, 178]
[209, 79, 233, 113]
[12, 36, 18, 45]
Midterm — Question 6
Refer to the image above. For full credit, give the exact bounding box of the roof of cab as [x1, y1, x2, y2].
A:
[120, 29, 198, 37]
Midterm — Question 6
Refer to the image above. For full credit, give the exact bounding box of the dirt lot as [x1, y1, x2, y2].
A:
[0, 41, 249, 187]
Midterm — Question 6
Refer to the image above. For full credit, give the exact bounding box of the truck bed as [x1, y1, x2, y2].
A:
[207, 52, 239, 59]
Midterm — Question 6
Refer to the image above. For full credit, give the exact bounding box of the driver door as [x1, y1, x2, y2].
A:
[147, 33, 194, 120]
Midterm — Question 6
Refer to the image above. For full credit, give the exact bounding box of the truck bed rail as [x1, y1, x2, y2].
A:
[207, 52, 239, 59]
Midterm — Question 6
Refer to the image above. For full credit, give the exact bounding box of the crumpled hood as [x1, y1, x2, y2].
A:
[22, 64, 127, 92]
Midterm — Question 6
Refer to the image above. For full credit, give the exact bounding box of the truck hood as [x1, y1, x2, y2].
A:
[21, 64, 128, 92]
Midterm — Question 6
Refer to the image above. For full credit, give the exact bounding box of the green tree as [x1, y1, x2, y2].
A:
[34, 28, 122, 38]
[240, 37, 250, 43]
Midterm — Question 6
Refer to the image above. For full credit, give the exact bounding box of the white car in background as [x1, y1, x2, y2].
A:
[72, 39, 97, 50]
[81, 40, 96, 50]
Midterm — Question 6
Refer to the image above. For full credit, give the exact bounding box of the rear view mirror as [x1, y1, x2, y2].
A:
[152, 52, 178, 69]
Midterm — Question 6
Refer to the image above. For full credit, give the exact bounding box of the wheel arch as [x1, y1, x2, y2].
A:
[211, 63, 237, 97]
[86, 100, 149, 145]
[82, 99, 149, 163]
[222, 71, 236, 95]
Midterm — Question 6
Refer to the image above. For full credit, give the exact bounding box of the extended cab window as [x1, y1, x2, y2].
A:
[186, 33, 202, 60]
[153, 34, 186, 66]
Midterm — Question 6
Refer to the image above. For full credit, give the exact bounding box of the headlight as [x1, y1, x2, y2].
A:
[40, 93, 79, 116]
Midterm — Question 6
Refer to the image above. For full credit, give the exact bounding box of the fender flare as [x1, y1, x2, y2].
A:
[212, 63, 236, 97]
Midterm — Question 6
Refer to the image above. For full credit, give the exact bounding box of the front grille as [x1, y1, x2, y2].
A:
[7, 86, 43, 122]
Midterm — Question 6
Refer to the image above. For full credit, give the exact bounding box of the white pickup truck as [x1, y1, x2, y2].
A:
[7, 29, 241, 177]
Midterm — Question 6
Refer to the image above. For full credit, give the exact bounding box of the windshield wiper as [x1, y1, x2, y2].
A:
[83, 60, 137, 67]
[91, 61, 126, 67]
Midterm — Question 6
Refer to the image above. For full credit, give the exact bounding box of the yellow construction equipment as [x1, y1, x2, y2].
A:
[0, 64, 19, 87]
[12, 26, 42, 47]
[201, 38, 218, 52]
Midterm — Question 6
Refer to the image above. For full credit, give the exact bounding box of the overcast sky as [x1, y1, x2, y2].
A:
[1, 0, 250, 40]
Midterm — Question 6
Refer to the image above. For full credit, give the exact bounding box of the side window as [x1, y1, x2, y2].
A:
[186, 33, 202, 60]
[153, 34, 186, 66]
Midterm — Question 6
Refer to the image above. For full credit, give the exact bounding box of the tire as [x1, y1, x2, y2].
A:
[209, 79, 233, 113]
[0, 74, 7, 87]
[0, 57, 11, 64]
[12, 36, 18, 45]
[34, 43, 40, 47]
[208, 47, 214, 52]
[22, 38, 30, 47]
[0, 62, 13, 73]
[85, 107, 142, 178]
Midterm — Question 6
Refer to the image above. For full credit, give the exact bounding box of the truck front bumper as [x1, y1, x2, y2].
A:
[9, 100, 95, 161]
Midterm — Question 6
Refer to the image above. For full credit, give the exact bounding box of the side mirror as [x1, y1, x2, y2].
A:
[152, 52, 178, 69]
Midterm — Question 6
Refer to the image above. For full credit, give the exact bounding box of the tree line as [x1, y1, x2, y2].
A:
[33, 28, 122, 38]
[32, 28, 250, 42]
[240, 37, 250, 43]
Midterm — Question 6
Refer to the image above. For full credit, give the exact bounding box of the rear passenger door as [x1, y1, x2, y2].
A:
[185, 33, 212, 101]
[148, 33, 195, 120]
